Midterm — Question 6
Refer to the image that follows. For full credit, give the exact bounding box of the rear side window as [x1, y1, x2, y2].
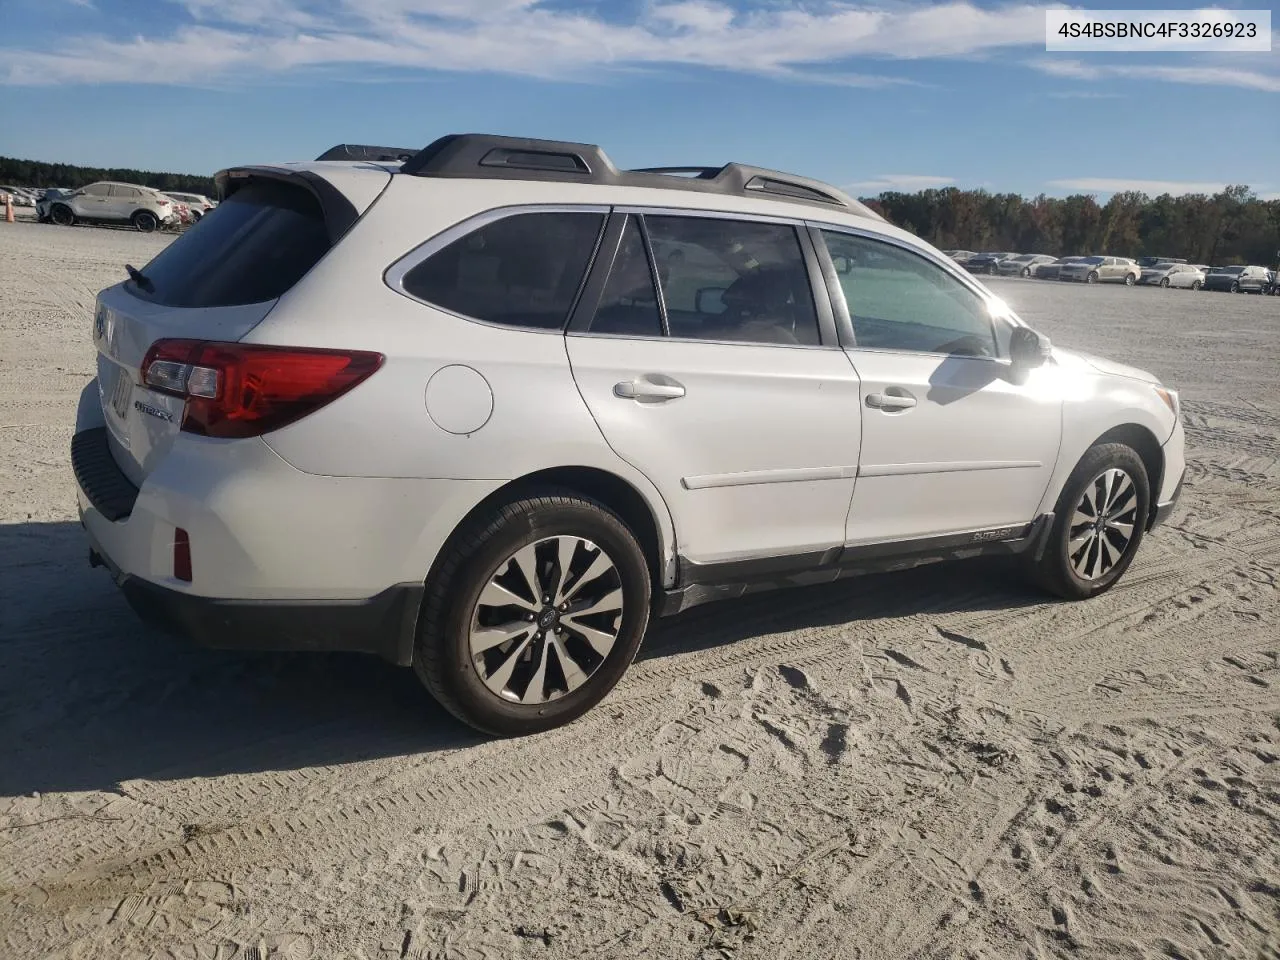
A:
[402, 212, 604, 330]
[129, 181, 331, 308]
[109, 185, 142, 199]
[589, 216, 662, 337]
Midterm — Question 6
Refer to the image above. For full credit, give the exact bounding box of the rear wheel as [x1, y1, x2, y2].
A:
[1087, 271, 1100, 284]
[1230, 280, 1240, 293]
[1159, 277, 1170, 288]
[1021, 267, 1032, 278]
[1191, 280, 1203, 290]
[50, 204, 75, 226]
[413, 492, 652, 736]
[1032, 443, 1150, 600]
[132, 210, 158, 233]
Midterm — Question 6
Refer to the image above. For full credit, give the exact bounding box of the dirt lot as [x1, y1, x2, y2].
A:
[1, 220, 1277, 960]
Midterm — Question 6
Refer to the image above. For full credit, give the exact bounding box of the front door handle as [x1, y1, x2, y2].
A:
[614, 376, 686, 403]
[866, 391, 916, 411]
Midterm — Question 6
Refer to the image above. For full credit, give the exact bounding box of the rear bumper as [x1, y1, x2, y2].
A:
[85, 524, 423, 663]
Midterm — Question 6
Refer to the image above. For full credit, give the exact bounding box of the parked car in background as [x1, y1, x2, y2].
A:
[164, 191, 217, 220]
[1203, 265, 1271, 293]
[942, 250, 976, 264]
[1136, 256, 1187, 268]
[1139, 263, 1205, 290]
[35, 188, 74, 222]
[0, 185, 35, 207]
[70, 133, 1185, 736]
[1059, 256, 1140, 285]
[965, 251, 1018, 275]
[47, 181, 179, 232]
[998, 254, 1058, 277]
[1034, 256, 1085, 281]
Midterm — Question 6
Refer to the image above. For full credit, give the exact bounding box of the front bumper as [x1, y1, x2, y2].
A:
[1150, 475, 1183, 528]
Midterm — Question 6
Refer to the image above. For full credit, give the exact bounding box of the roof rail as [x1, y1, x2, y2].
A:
[398, 134, 882, 219]
[315, 144, 417, 163]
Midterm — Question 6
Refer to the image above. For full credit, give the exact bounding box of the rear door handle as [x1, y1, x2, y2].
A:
[614, 376, 686, 403]
[866, 391, 916, 411]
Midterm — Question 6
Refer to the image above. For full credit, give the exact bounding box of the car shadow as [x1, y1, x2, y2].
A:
[0, 520, 1042, 797]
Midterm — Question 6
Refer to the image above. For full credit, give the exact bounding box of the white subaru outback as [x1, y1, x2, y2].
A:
[73, 135, 1185, 736]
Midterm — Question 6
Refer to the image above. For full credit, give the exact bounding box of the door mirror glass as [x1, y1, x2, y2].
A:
[1009, 326, 1052, 369]
[831, 254, 854, 275]
[694, 286, 727, 315]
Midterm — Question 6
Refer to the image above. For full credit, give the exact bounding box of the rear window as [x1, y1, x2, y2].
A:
[128, 180, 331, 308]
[400, 212, 605, 330]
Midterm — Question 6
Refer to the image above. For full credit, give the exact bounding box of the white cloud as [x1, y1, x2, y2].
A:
[1030, 57, 1280, 92]
[1046, 177, 1231, 196]
[4, 1, 1277, 94]
[0, 1, 1050, 86]
[849, 174, 956, 190]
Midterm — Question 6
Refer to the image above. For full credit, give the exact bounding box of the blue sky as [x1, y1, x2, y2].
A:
[1, 0, 1276, 199]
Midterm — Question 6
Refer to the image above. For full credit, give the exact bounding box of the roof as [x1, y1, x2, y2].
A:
[313, 134, 885, 221]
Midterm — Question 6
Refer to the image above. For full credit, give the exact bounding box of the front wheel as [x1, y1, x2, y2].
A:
[414, 492, 652, 736]
[1230, 281, 1240, 293]
[1159, 277, 1170, 288]
[1021, 267, 1031, 278]
[1191, 280, 1203, 290]
[1124, 273, 1136, 286]
[50, 204, 75, 226]
[1086, 271, 1100, 284]
[1031, 443, 1150, 600]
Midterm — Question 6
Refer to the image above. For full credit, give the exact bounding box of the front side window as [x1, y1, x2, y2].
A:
[821, 231, 999, 358]
[644, 216, 820, 346]
[402, 211, 604, 330]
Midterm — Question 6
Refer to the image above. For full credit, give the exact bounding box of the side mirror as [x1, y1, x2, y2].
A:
[694, 286, 727, 314]
[1009, 326, 1052, 369]
[831, 254, 855, 275]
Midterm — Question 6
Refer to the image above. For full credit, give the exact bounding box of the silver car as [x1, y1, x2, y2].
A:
[1059, 256, 1141, 285]
[1139, 263, 1205, 290]
[998, 254, 1058, 278]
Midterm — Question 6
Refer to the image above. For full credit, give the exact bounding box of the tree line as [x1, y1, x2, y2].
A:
[4, 154, 1276, 266]
[0, 156, 215, 196]
[861, 185, 1279, 267]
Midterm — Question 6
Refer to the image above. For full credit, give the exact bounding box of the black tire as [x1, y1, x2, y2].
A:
[132, 210, 159, 233]
[1032, 443, 1150, 601]
[1021, 267, 1031, 278]
[1230, 281, 1240, 293]
[413, 491, 652, 736]
[1159, 277, 1170, 288]
[50, 204, 75, 226]
[1124, 273, 1135, 286]
[1087, 271, 1100, 284]
[1191, 280, 1202, 290]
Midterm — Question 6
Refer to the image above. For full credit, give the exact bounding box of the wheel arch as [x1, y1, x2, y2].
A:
[1087, 423, 1164, 528]
[426, 465, 674, 600]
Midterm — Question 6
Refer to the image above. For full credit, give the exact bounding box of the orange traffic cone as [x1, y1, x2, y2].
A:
[4, 194, 13, 223]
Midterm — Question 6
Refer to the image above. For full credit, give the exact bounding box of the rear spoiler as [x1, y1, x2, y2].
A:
[213, 166, 360, 244]
[314, 144, 416, 163]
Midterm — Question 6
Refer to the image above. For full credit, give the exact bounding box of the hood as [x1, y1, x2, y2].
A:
[1053, 347, 1161, 384]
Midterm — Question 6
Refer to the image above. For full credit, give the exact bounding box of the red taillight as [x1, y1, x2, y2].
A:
[140, 339, 384, 439]
[173, 528, 192, 581]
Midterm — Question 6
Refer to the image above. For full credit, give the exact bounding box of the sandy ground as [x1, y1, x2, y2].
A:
[1, 220, 1277, 960]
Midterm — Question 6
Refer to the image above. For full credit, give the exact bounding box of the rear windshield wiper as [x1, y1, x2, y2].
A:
[125, 263, 154, 294]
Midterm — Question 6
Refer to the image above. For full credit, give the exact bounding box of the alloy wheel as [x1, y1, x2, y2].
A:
[1068, 468, 1139, 581]
[468, 536, 624, 704]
